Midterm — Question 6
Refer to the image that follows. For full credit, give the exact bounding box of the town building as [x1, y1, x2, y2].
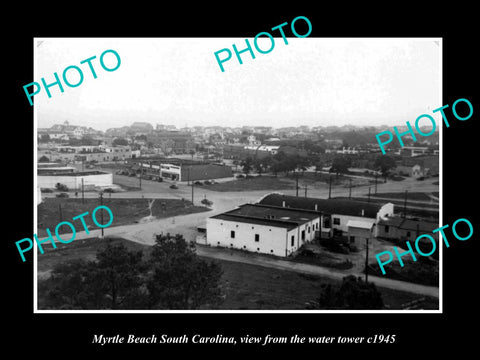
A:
[37, 170, 113, 190]
[127, 157, 233, 182]
[205, 203, 320, 257]
[257, 193, 394, 240]
[376, 217, 439, 243]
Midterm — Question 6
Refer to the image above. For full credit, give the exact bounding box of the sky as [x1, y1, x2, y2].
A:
[35, 37, 441, 131]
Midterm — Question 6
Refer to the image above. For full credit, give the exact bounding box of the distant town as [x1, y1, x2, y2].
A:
[36, 120, 440, 311]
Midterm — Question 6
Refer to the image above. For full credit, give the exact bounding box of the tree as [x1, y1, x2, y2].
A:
[295, 155, 310, 175]
[39, 134, 50, 143]
[314, 160, 324, 176]
[95, 242, 147, 309]
[147, 233, 223, 309]
[44, 242, 148, 309]
[374, 155, 397, 182]
[38, 155, 50, 163]
[253, 158, 264, 176]
[112, 137, 129, 146]
[307, 275, 384, 310]
[241, 157, 253, 176]
[55, 183, 69, 191]
[330, 156, 351, 177]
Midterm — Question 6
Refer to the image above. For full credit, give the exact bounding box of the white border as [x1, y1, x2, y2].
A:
[33, 37, 443, 314]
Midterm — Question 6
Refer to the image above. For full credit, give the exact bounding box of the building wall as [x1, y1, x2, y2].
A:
[322, 214, 376, 238]
[206, 215, 319, 257]
[180, 164, 233, 182]
[206, 218, 290, 257]
[377, 223, 439, 242]
[377, 203, 395, 220]
[38, 173, 113, 189]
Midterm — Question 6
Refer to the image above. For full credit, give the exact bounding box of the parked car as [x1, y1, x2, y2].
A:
[201, 198, 213, 206]
[194, 181, 203, 185]
[169, 184, 178, 189]
[56, 192, 69, 198]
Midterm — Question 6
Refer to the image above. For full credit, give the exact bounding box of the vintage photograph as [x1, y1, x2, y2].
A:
[33, 37, 441, 311]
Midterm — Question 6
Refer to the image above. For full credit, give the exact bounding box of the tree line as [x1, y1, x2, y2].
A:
[40, 234, 223, 310]
[235, 151, 397, 181]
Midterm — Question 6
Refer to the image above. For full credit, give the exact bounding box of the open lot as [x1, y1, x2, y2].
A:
[37, 198, 210, 237]
[36, 237, 438, 310]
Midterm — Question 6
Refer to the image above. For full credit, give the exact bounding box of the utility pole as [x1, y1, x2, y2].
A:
[99, 191, 104, 238]
[295, 172, 299, 197]
[59, 203, 63, 222]
[368, 187, 371, 203]
[328, 175, 332, 199]
[191, 173, 194, 205]
[365, 238, 369, 283]
[403, 190, 408, 218]
[349, 178, 352, 199]
[81, 178, 84, 204]
[139, 166, 142, 190]
[304, 185, 307, 198]
[374, 173, 378, 194]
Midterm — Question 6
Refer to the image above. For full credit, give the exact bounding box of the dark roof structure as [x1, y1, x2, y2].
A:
[258, 193, 385, 218]
[210, 203, 320, 230]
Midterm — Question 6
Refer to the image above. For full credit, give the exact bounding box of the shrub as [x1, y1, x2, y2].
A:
[55, 183, 69, 192]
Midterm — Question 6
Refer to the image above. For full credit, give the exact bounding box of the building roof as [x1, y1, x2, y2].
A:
[347, 220, 375, 230]
[258, 193, 384, 218]
[210, 203, 320, 230]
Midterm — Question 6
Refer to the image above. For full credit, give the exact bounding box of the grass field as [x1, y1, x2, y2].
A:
[370, 192, 438, 202]
[36, 237, 438, 310]
[37, 198, 210, 237]
[206, 176, 295, 192]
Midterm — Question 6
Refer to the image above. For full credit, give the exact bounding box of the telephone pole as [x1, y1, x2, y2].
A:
[328, 175, 332, 199]
[81, 178, 84, 204]
[403, 190, 408, 218]
[365, 238, 369, 283]
[295, 172, 299, 197]
[139, 166, 142, 190]
[99, 191, 104, 238]
[349, 178, 352, 199]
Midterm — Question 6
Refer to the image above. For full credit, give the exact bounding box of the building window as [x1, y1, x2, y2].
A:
[333, 218, 340, 225]
[291, 235, 295, 247]
[385, 225, 389, 233]
[230, 230, 235, 239]
[349, 236, 355, 243]
[301, 230, 305, 240]
[255, 234, 260, 242]
[406, 231, 411, 238]
[308, 226, 311, 233]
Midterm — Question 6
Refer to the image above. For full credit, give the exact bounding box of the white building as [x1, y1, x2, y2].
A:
[205, 203, 320, 257]
[37, 171, 113, 190]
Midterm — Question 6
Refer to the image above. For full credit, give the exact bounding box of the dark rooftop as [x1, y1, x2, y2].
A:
[258, 193, 386, 218]
[210, 203, 320, 230]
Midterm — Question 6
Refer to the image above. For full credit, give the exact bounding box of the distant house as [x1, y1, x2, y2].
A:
[377, 217, 439, 243]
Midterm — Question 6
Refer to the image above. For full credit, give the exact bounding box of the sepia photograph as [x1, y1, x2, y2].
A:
[33, 37, 442, 312]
